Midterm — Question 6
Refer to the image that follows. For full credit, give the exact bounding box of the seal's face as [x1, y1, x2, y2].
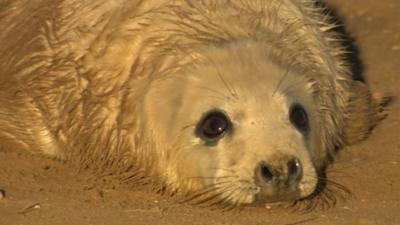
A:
[143, 42, 323, 205]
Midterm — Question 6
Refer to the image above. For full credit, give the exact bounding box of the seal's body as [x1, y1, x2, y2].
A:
[0, 0, 384, 205]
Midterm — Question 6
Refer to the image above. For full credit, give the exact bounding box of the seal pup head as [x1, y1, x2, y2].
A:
[141, 41, 330, 205]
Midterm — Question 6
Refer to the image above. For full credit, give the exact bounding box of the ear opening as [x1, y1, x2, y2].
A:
[343, 81, 393, 145]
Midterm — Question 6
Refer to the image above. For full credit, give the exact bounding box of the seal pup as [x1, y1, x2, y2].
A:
[0, 0, 387, 206]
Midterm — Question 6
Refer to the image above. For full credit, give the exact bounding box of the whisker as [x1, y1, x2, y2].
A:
[187, 175, 238, 180]
[181, 180, 232, 203]
[206, 167, 236, 173]
[193, 86, 234, 102]
[200, 53, 239, 101]
[272, 65, 291, 97]
[215, 69, 239, 100]
[188, 184, 234, 205]
[287, 170, 352, 212]
[213, 186, 242, 205]
[280, 80, 307, 96]
[207, 186, 242, 209]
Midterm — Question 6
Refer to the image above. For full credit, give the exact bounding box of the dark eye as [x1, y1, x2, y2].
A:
[196, 111, 231, 142]
[289, 104, 309, 131]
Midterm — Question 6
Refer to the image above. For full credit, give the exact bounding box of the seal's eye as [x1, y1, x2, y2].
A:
[289, 104, 309, 132]
[197, 111, 230, 142]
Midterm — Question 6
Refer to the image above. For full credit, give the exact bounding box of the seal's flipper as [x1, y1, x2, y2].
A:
[343, 81, 392, 145]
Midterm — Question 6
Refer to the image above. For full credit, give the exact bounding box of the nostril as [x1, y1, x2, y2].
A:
[287, 158, 302, 181]
[258, 162, 274, 183]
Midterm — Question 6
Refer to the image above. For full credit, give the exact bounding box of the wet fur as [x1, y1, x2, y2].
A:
[0, 0, 386, 205]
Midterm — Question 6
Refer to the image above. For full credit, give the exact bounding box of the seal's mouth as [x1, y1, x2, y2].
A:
[188, 176, 311, 206]
[180, 159, 320, 207]
[253, 183, 303, 204]
[253, 191, 301, 204]
[186, 161, 317, 206]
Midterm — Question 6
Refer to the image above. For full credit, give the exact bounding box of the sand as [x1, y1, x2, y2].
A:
[1, 1, 399, 224]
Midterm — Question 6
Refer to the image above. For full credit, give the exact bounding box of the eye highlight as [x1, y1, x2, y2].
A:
[196, 110, 231, 143]
[289, 104, 309, 132]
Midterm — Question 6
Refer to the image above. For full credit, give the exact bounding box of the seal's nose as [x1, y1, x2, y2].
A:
[257, 161, 276, 183]
[255, 157, 302, 186]
[287, 157, 302, 183]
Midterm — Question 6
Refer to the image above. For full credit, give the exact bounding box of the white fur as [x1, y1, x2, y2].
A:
[0, 0, 367, 205]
